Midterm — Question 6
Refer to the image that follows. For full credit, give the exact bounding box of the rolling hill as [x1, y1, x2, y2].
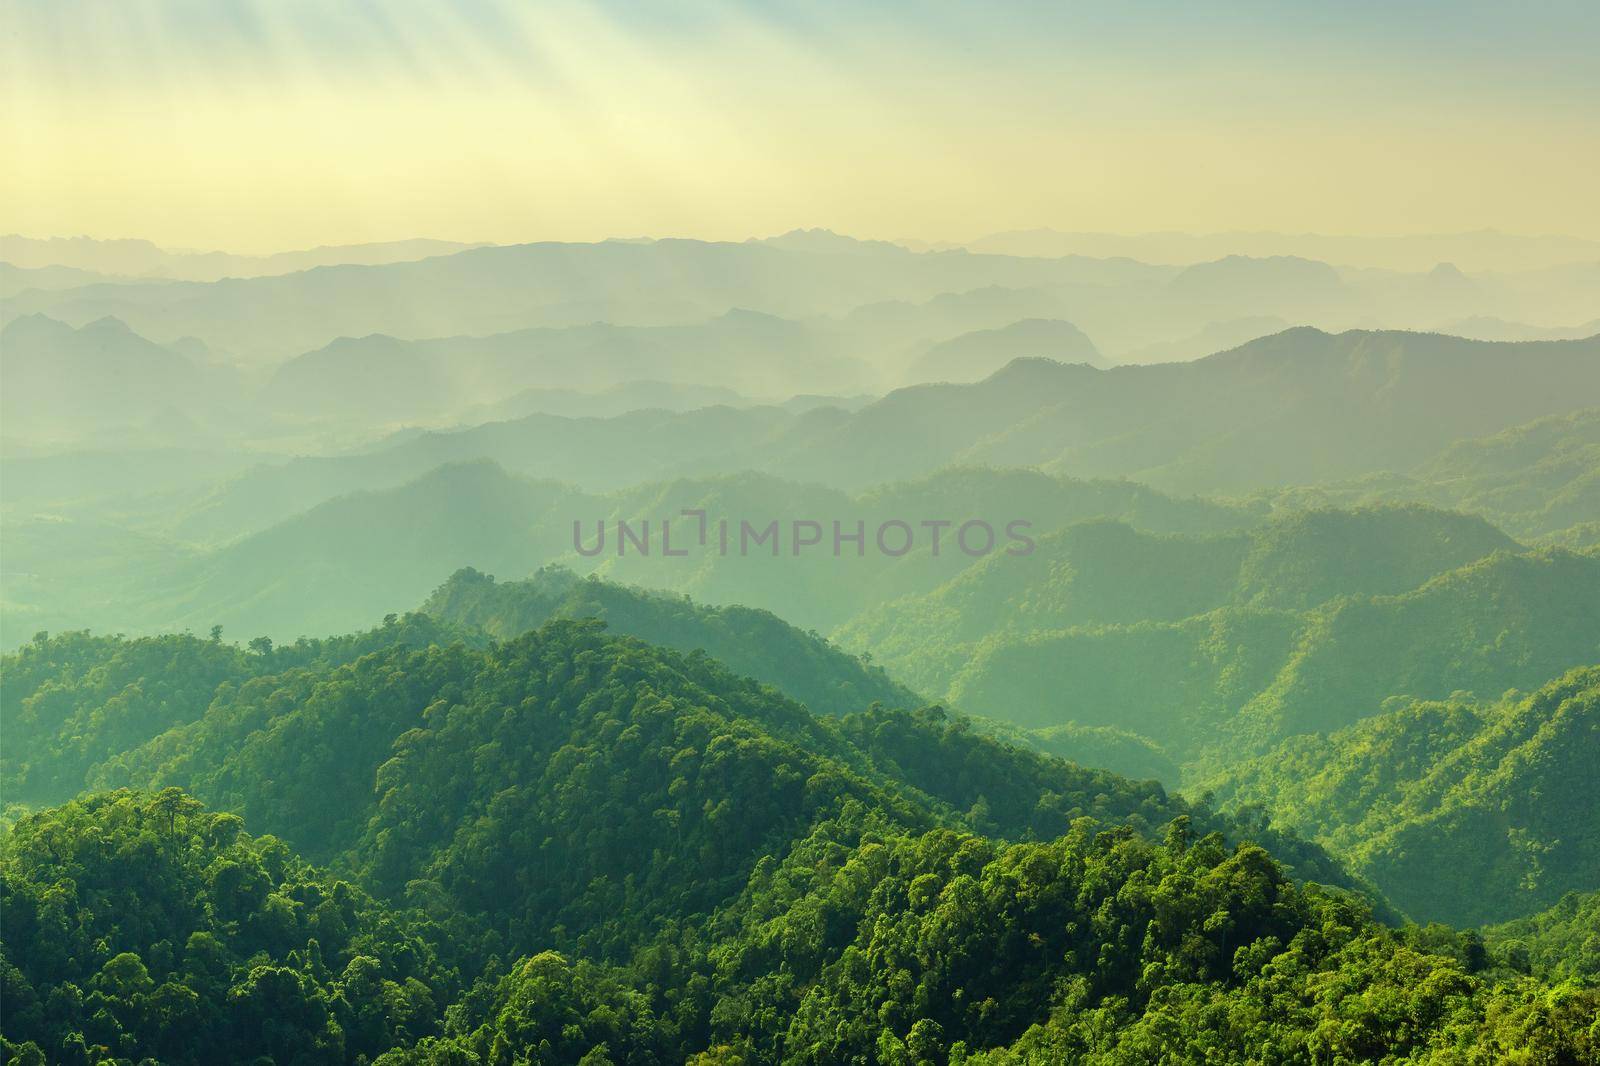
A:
[943, 547, 1600, 777]
[420, 565, 921, 716]
[4, 619, 1592, 1062]
[1206, 668, 1600, 925]
[904, 318, 1103, 384]
[840, 505, 1519, 697]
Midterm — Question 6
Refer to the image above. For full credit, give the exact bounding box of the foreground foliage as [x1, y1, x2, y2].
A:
[4, 620, 1597, 1063]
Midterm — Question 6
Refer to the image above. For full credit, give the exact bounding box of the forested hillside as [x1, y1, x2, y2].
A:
[839, 504, 1515, 693]
[3, 463, 1260, 647]
[939, 547, 1598, 760]
[1207, 668, 1600, 924]
[5, 620, 1597, 1063]
[421, 566, 920, 716]
[1, 791, 452, 1065]
[1487, 890, 1600, 978]
[9, 330, 1599, 649]
[1260, 406, 1600, 546]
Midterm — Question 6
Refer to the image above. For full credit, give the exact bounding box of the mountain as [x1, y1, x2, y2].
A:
[1256, 407, 1600, 546]
[952, 227, 1600, 273]
[841, 505, 1518, 697]
[0, 790, 457, 1065]
[904, 318, 1103, 383]
[4, 462, 1258, 649]
[1206, 668, 1600, 925]
[1487, 889, 1600, 978]
[4, 618, 1348, 889]
[4, 622, 1593, 1062]
[760, 328, 1600, 493]
[260, 334, 461, 424]
[1229, 548, 1600, 743]
[1412, 408, 1600, 543]
[136, 461, 588, 641]
[68, 325, 1589, 542]
[1122, 314, 1289, 364]
[154, 408, 799, 546]
[12, 270, 1593, 485]
[0, 233, 485, 280]
[420, 566, 921, 716]
[0, 615, 473, 805]
[299, 328, 1600, 500]
[1020, 721, 1182, 785]
[258, 309, 874, 423]
[944, 547, 1600, 788]
[587, 467, 1259, 635]
[1, 238, 1167, 362]
[468, 379, 747, 422]
[1440, 315, 1600, 343]
[0, 314, 233, 444]
[0, 262, 145, 298]
[1167, 255, 1348, 316]
[13, 235, 1581, 371]
[755, 227, 909, 255]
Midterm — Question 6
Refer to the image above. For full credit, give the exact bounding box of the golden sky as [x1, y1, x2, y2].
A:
[4, 0, 1599, 253]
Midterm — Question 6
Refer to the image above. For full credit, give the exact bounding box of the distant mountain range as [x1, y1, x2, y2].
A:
[905, 318, 1104, 383]
[260, 308, 876, 420]
[6, 327, 1596, 556]
[0, 234, 485, 281]
[6, 232, 1591, 368]
[0, 314, 240, 445]
[930, 227, 1600, 273]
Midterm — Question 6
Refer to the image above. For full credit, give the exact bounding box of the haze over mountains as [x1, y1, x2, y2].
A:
[10, 0, 1600, 1054]
[0, 234, 486, 281]
[929, 228, 1600, 273]
[3, 230, 1594, 461]
[5, 228, 1596, 662]
[4, 225, 1600, 1062]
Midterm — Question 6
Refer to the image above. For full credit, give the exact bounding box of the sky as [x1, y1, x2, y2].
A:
[3, 0, 1599, 253]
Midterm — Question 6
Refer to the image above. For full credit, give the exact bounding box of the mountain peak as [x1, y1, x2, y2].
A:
[0, 311, 73, 343]
[757, 228, 904, 255]
[1425, 261, 1479, 291]
[80, 314, 138, 337]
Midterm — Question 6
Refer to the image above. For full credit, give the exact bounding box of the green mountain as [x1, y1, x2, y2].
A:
[946, 547, 1600, 779]
[1260, 406, 1600, 546]
[420, 566, 921, 716]
[4, 623, 1594, 1063]
[0, 614, 472, 807]
[120, 461, 585, 642]
[591, 467, 1259, 634]
[1487, 889, 1600, 978]
[160, 407, 797, 543]
[0, 789, 455, 1066]
[1023, 722, 1183, 785]
[844, 504, 1517, 698]
[1205, 668, 1600, 926]
[4, 463, 1259, 648]
[762, 329, 1600, 493]
[3, 614, 1363, 921]
[23, 330, 1590, 562]
[1230, 548, 1600, 743]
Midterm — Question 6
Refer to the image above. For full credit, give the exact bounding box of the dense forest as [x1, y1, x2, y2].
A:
[5, 619, 1597, 1064]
